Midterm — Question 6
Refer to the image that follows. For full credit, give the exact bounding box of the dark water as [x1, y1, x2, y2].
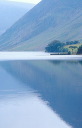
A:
[0, 60, 82, 128]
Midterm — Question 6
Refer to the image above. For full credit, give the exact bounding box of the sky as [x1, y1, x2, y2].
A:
[8, 0, 41, 4]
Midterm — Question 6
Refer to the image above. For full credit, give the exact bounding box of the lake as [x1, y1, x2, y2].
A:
[0, 59, 82, 128]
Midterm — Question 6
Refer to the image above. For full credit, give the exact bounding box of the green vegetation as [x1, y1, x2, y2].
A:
[77, 45, 82, 54]
[45, 40, 65, 52]
[64, 43, 81, 54]
[66, 41, 80, 45]
[69, 46, 78, 54]
[45, 40, 81, 55]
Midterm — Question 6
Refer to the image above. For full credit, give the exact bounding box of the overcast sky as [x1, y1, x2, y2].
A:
[8, 0, 41, 4]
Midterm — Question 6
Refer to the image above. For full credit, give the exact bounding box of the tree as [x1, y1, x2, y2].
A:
[45, 40, 65, 52]
[77, 45, 82, 54]
[68, 51, 71, 55]
[69, 46, 77, 54]
[66, 41, 79, 45]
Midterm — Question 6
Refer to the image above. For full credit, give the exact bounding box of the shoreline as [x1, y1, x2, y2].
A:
[0, 52, 82, 61]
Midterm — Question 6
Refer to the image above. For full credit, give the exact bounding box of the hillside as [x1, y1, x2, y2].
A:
[0, 0, 82, 51]
[0, 1, 34, 35]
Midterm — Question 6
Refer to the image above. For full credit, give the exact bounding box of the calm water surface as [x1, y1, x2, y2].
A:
[0, 60, 82, 128]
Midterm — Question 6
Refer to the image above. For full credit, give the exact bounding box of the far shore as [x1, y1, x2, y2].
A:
[0, 52, 82, 61]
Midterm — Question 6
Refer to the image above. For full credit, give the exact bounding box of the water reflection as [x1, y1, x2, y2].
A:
[0, 60, 82, 128]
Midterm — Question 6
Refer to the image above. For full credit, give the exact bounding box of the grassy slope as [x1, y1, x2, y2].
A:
[0, 0, 82, 51]
[10, 8, 82, 51]
[64, 43, 82, 54]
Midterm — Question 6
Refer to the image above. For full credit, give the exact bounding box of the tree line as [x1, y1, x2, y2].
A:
[45, 40, 82, 54]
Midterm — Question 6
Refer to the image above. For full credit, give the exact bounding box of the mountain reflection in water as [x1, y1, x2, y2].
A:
[0, 60, 82, 128]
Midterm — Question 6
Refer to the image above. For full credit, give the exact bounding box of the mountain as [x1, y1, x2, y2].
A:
[0, 1, 34, 35]
[0, 0, 82, 51]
